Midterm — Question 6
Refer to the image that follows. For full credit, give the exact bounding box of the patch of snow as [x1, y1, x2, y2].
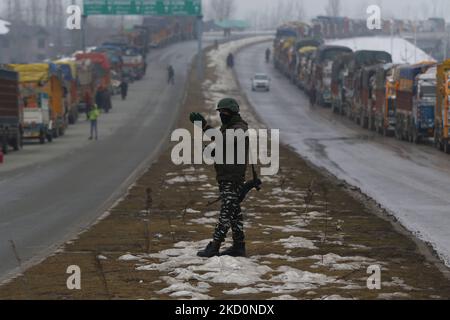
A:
[190, 217, 217, 224]
[377, 292, 410, 300]
[309, 253, 375, 271]
[277, 236, 317, 249]
[268, 295, 298, 300]
[319, 295, 355, 300]
[118, 254, 141, 261]
[223, 287, 260, 295]
[166, 175, 208, 184]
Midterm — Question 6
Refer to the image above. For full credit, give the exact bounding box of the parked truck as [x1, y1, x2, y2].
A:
[395, 62, 436, 142]
[435, 59, 450, 153]
[55, 60, 79, 125]
[0, 68, 21, 153]
[9, 63, 66, 143]
[372, 63, 397, 136]
[312, 45, 353, 107]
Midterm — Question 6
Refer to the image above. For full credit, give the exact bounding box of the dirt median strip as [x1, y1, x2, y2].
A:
[1, 40, 450, 300]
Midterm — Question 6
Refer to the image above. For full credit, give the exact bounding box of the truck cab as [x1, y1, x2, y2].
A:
[413, 68, 436, 142]
[22, 93, 52, 144]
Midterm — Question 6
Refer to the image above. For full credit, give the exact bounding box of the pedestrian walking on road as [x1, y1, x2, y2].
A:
[120, 79, 129, 100]
[167, 65, 175, 85]
[226, 53, 234, 69]
[190, 98, 250, 258]
[88, 104, 100, 141]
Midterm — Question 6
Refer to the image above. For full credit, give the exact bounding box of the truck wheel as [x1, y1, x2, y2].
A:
[445, 141, 450, 154]
[40, 132, 46, 144]
[68, 114, 75, 125]
[12, 133, 21, 151]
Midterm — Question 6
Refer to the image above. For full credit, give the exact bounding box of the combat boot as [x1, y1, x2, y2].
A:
[197, 240, 221, 258]
[219, 242, 246, 257]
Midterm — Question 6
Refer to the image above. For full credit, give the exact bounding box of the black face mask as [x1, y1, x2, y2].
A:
[220, 113, 233, 125]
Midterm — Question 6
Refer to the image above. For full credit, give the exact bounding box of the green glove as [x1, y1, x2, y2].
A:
[189, 112, 207, 127]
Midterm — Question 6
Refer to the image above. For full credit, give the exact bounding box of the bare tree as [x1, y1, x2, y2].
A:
[432, 0, 440, 17]
[209, 0, 236, 21]
[325, 0, 341, 17]
[294, 0, 306, 21]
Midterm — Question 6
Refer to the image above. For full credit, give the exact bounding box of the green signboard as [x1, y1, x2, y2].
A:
[83, 0, 202, 16]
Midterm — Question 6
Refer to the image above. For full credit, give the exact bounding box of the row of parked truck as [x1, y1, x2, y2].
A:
[278, 17, 446, 43]
[274, 21, 450, 154]
[0, 17, 197, 156]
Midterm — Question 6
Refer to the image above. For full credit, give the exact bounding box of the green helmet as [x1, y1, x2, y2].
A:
[217, 98, 240, 113]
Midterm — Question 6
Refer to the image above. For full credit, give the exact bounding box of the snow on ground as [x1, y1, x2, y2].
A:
[128, 239, 354, 299]
[165, 175, 208, 184]
[327, 36, 435, 64]
[277, 236, 318, 250]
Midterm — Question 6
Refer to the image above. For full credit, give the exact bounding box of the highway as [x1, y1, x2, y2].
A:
[235, 42, 450, 267]
[0, 40, 197, 282]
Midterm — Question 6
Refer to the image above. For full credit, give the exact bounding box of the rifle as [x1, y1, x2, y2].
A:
[206, 165, 262, 206]
[238, 164, 262, 203]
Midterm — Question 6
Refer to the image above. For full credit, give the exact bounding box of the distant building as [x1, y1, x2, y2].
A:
[0, 20, 51, 64]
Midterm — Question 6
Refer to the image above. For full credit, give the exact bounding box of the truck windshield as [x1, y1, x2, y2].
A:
[421, 85, 436, 97]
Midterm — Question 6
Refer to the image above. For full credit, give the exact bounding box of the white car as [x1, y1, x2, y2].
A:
[251, 73, 271, 92]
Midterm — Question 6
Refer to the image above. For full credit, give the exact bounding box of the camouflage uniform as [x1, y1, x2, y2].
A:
[206, 114, 249, 243]
[213, 181, 245, 243]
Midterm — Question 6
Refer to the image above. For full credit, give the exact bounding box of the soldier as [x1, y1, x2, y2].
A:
[190, 98, 249, 258]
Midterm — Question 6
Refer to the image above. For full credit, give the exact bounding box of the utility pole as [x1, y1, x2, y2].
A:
[197, 14, 203, 81]
[414, 19, 417, 64]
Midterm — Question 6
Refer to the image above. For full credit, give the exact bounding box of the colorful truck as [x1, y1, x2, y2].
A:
[55, 59, 79, 125]
[312, 45, 353, 107]
[9, 63, 66, 141]
[372, 63, 397, 135]
[355, 51, 393, 129]
[435, 59, 450, 153]
[0, 68, 21, 153]
[75, 53, 112, 112]
[395, 62, 436, 142]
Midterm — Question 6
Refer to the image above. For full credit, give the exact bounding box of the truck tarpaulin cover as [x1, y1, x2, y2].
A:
[399, 63, 434, 92]
[8, 63, 59, 83]
[54, 61, 77, 82]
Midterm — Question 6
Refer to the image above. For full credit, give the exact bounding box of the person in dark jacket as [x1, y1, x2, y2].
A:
[167, 65, 175, 85]
[226, 53, 235, 69]
[190, 98, 249, 258]
[120, 79, 129, 100]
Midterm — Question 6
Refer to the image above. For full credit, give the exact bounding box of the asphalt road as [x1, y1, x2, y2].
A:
[0, 41, 198, 282]
[235, 42, 450, 267]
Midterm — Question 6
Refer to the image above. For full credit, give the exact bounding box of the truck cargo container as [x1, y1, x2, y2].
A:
[435, 59, 450, 153]
[9, 63, 65, 140]
[55, 60, 79, 125]
[330, 53, 353, 115]
[312, 45, 353, 107]
[395, 62, 435, 142]
[0, 68, 21, 153]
